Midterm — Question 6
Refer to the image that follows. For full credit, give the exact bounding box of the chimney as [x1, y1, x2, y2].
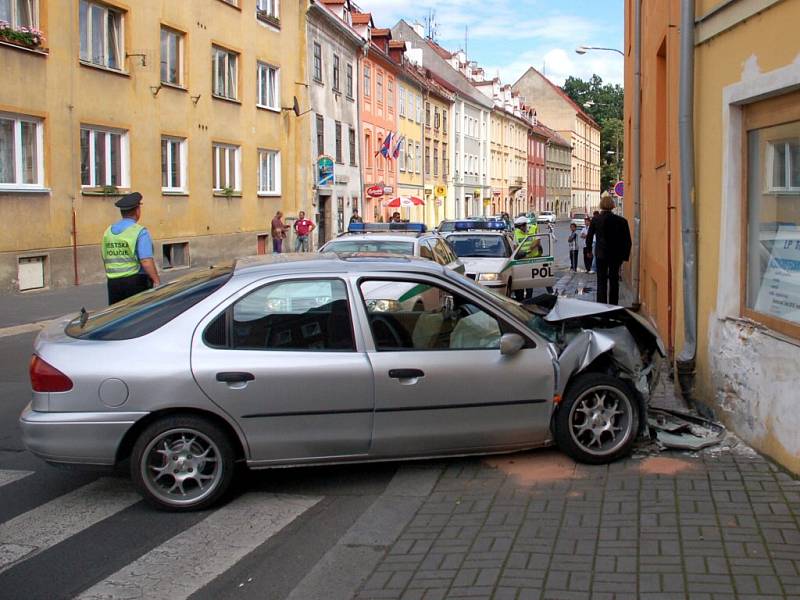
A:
[413, 21, 425, 37]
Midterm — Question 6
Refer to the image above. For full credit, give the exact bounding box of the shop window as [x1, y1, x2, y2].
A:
[743, 91, 800, 338]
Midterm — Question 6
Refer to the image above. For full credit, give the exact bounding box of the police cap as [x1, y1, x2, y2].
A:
[114, 192, 142, 210]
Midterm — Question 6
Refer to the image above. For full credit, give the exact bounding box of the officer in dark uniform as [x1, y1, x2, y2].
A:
[102, 192, 160, 304]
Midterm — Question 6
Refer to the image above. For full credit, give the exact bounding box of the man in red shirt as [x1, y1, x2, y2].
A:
[293, 211, 316, 252]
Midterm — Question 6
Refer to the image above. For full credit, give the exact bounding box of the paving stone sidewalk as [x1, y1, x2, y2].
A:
[353, 269, 800, 600]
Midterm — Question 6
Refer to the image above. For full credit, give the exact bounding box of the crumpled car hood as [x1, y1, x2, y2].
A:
[528, 295, 666, 415]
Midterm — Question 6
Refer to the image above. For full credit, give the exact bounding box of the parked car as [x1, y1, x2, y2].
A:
[442, 220, 557, 295]
[571, 212, 589, 227]
[21, 255, 664, 511]
[319, 223, 465, 275]
[537, 211, 557, 224]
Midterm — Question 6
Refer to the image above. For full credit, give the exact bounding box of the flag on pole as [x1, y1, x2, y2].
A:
[392, 135, 404, 160]
[376, 131, 393, 158]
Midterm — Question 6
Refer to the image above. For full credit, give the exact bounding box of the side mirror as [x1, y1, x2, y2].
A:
[499, 333, 525, 356]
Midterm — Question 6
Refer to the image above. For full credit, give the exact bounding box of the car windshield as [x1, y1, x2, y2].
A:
[65, 265, 233, 340]
[573, 213, 587, 220]
[445, 234, 510, 258]
[323, 240, 415, 255]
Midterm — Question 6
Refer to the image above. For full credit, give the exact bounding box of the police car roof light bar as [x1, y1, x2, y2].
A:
[347, 223, 427, 233]
[452, 220, 507, 232]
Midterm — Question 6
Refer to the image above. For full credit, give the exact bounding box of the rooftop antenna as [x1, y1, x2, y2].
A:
[424, 8, 437, 41]
[464, 25, 469, 60]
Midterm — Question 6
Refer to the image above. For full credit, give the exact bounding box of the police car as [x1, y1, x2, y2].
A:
[319, 223, 465, 274]
[441, 220, 557, 296]
[319, 223, 465, 312]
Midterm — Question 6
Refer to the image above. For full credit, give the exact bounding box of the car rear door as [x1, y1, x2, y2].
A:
[191, 276, 374, 463]
[510, 233, 556, 290]
[354, 274, 554, 457]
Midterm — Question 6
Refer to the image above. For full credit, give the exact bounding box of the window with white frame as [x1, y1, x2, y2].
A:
[376, 72, 383, 102]
[258, 149, 280, 194]
[0, 0, 37, 28]
[349, 127, 356, 166]
[79, 0, 123, 71]
[256, 0, 278, 20]
[415, 143, 421, 174]
[406, 146, 414, 173]
[257, 62, 279, 110]
[398, 86, 405, 117]
[80, 125, 127, 188]
[160, 26, 183, 86]
[0, 112, 44, 189]
[161, 136, 186, 192]
[415, 94, 422, 123]
[212, 142, 240, 191]
[363, 64, 370, 97]
[212, 46, 238, 100]
[766, 139, 800, 193]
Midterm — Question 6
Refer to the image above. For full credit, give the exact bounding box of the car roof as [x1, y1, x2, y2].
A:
[232, 252, 446, 278]
[326, 232, 425, 242]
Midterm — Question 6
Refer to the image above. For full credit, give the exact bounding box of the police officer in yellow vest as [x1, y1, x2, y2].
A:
[513, 216, 543, 258]
[102, 192, 160, 304]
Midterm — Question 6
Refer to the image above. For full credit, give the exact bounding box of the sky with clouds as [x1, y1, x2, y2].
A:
[358, 0, 624, 88]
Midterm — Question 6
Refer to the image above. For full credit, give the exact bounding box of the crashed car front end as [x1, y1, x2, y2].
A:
[528, 295, 666, 433]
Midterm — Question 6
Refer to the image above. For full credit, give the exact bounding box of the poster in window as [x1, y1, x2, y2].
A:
[754, 224, 800, 324]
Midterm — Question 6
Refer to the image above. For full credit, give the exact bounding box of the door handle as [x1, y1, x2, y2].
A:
[388, 369, 424, 379]
[216, 371, 255, 383]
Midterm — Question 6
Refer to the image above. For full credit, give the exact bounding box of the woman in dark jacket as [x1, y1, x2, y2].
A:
[586, 193, 632, 305]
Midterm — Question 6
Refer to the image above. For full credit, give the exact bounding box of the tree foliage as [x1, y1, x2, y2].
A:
[562, 75, 624, 193]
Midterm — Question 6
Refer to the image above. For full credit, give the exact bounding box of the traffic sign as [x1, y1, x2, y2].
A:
[614, 180, 624, 197]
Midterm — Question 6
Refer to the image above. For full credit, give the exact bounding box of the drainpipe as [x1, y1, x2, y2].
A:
[629, 0, 642, 310]
[676, 0, 699, 401]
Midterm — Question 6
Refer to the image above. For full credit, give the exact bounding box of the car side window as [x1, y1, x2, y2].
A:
[419, 240, 435, 261]
[359, 279, 503, 351]
[205, 279, 355, 351]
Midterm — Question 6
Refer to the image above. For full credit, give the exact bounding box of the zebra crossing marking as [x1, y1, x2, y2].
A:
[77, 493, 321, 600]
[0, 469, 33, 489]
[0, 477, 140, 573]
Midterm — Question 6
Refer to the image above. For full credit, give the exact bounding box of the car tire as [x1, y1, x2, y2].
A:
[131, 414, 236, 511]
[554, 373, 639, 465]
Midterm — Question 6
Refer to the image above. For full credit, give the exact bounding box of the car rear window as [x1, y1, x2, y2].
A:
[66, 266, 233, 340]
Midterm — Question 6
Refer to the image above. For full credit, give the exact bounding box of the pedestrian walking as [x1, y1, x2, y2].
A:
[586, 193, 632, 305]
[101, 192, 160, 305]
[580, 217, 593, 272]
[568, 223, 579, 271]
[293, 211, 315, 252]
[270, 211, 289, 253]
[349, 209, 363, 225]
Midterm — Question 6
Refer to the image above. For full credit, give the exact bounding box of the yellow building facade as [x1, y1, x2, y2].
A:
[396, 68, 424, 223]
[423, 87, 452, 226]
[489, 109, 528, 216]
[0, 0, 308, 292]
[625, 0, 800, 473]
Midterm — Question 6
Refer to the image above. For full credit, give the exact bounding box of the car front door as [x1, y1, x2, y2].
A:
[510, 233, 556, 291]
[355, 275, 554, 457]
[191, 277, 374, 463]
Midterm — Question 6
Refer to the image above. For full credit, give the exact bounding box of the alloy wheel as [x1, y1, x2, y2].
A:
[567, 385, 634, 457]
[140, 427, 223, 507]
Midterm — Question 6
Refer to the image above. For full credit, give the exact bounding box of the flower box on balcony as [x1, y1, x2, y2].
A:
[0, 22, 45, 50]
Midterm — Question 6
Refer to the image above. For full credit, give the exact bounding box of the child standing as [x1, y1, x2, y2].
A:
[568, 223, 579, 271]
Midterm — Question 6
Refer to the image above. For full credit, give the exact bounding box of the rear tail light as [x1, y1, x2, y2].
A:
[29, 355, 73, 392]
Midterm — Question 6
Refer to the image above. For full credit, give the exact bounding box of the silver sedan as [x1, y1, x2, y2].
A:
[21, 254, 664, 511]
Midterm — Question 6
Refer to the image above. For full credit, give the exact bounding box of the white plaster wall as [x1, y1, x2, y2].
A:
[711, 53, 800, 464]
[307, 13, 363, 233]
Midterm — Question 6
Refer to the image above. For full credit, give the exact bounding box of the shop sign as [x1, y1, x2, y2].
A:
[366, 185, 384, 198]
[434, 184, 447, 197]
[383, 186, 394, 194]
[317, 155, 334, 186]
